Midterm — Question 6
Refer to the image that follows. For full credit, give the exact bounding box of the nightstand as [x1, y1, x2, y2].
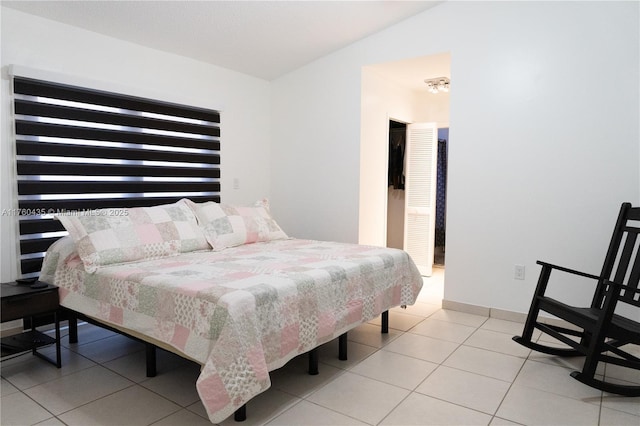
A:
[1, 282, 61, 367]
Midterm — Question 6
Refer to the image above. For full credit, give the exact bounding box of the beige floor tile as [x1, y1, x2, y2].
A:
[101, 350, 151, 383]
[443, 345, 525, 382]
[514, 359, 602, 401]
[140, 362, 201, 406]
[267, 400, 368, 425]
[416, 273, 444, 306]
[496, 384, 601, 425]
[536, 329, 581, 345]
[368, 310, 426, 331]
[416, 365, 510, 415]
[1, 377, 19, 396]
[346, 322, 402, 348]
[270, 355, 346, 398]
[600, 393, 640, 416]
[33, 416, 67, 426]
[604, 358, 640, 386]
[416, 285, 444, 306]
[150, 408, 212, 426]
[527, 349, 595, 372]
[380, 392, 492, 425]
[429, 309, 488, 327]
[350, 349, 438, 389]
[391, 301, 440, 318]
[489, 417, 521, 425]
[383, 332, 459, 364]
[599, 406, 640, 426]
[218, 388, 302, 426]
[24, 365, 134, 415]
[103, 347, 195, 383]
[424, 268, 445, 283]
[409, 318, 477, 343]
[59, 322, 117, 348]
[317, 339, 378, 370]
[465, 328, 531, 358]
[185, 399, 208, 419]
[71, 333, 146, 364]
[0, 347, 96, 390]
[482, 317, 533, 336]
[0, 391, 55, 426]
[57, 385, 181, 426]
[307, 371, 409, 424]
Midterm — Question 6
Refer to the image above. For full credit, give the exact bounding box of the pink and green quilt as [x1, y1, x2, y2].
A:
[41, 237, 423, 423]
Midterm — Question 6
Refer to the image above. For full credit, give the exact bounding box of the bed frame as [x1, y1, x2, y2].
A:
[64, 304, 388, 421]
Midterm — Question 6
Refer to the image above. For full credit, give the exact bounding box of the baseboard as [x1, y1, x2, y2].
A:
[489, 307, 528, 323]
[1, 322, 23, 337]
[441, 299, 570, 328]
[441, 299, 490, 317]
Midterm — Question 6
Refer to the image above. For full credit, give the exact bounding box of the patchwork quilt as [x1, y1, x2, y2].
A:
[41, 238, 423, 422]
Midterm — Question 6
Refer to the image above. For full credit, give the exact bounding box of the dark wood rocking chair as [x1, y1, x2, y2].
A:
[513, 202, 640, 396]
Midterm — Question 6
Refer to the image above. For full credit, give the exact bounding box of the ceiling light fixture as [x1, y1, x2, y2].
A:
[424, 77, 450, 94]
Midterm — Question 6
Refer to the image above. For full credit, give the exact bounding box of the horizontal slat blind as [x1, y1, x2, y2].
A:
[12, 76, 221, 276]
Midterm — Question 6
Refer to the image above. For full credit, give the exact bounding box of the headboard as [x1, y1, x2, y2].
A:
[12, 76, 221, 277]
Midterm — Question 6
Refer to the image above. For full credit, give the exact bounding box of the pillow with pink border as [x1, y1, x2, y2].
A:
[56, 199, 210, 273]
[186, 198, 289, 250]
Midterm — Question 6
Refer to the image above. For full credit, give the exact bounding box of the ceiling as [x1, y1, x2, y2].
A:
[369, 52, 451, 92]
[2, 0, 443, 81]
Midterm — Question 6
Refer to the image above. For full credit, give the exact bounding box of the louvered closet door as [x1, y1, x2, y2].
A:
[404, 122, 438, 276]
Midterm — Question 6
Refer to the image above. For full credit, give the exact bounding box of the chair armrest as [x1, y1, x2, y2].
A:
[536, 261, 600, 281]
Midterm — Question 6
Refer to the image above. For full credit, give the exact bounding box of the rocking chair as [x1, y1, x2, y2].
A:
[513, 202, 640, 396]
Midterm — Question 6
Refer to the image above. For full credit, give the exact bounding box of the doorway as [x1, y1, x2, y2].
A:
[386, 120, 407, 250]
[357, 52, 451, 273]
[434, 128, 448, 266]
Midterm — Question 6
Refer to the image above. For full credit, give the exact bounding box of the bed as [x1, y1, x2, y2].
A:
[11, 75, 423, 423]
[38, 199, 423, 423]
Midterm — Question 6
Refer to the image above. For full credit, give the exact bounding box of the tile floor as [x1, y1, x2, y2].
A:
[1, 268, 639, 425]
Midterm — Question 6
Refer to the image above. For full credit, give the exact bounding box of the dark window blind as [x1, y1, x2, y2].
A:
[12, 76, 221, 276]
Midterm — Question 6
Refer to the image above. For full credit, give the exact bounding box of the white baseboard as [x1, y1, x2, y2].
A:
[441, 299, 572, 329]
[441, 299, 490, 317]
[1, 321, 23, 337]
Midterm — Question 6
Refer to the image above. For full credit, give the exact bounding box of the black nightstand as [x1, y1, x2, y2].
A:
[1, 281, 61, 367]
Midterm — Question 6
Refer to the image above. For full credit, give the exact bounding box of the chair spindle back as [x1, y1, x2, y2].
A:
[596, 203, 640, 309]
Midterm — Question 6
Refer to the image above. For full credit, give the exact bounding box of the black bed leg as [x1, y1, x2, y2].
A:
[381, 310, 389, 334]
[308, 348, 319, 375]
[146, 343, 157, 377]
[338, 333, 348, 360]
[67, 311, 78, 344]
[234, 404, 247, 422]
[54, 311, 61, 368]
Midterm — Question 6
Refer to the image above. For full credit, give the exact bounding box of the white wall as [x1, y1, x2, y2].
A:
[359, 67, 415, 247]
[414, 90, 450, 126]
[271, 1, 639, 314]
[0, 8, 272, 281]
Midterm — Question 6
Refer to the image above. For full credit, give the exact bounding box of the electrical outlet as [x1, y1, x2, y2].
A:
[514, 264, 525, 280]
[233, 178, 240, 190]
